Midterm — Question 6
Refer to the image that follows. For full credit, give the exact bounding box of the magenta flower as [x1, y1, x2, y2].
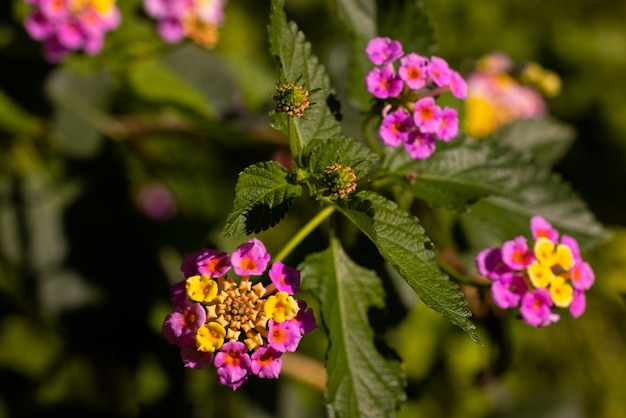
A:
[365, 37, 403, 65]
[476, 247, 511, 280]
[413, 97, 442, 133]
[366, 66, 404, 99]
[435, 106, 459, 142]
[162, 302, 207, 346]
[214, 341, 252, 390]
[379, 108, 413, 147]
[569, 290, 586, 318]
[491, 273, 528, 309]
[170, 279, 189, 308]
[269, 262, 301, 295]
[181, 346, 214, 369]
[448, 71, 467, 99]
[231, 238, 271, 276]
[404, 130, 436, 160]
[570, 261, 594, 291]
[520, 289, 559, 327]
[501, 236, 534, 270]
[268, 320, 302, 353]
[251, 346, 283, 379]
[399, 53, 429, 90]
[428, 56, 451, 87]
[293, 300, 317, 335]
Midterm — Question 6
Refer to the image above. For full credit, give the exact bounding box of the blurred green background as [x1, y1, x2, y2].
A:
[1, 0, 625, 417]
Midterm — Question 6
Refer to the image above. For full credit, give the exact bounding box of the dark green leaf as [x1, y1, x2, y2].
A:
[301, 237, 406, 418]
[491, 117, 576, 166]
[337, 191, 478, 340]
[388, 137, 534, 211]
[304, 136, 379, 179]
[268, 0, 342, 147]
[222, 161, 302, 236]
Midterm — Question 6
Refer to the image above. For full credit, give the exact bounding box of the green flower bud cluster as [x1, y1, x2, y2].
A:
[322, 164, 357, 200]
[273, 83, 310, 118]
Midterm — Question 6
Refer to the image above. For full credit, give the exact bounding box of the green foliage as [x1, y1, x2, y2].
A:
[337, 191, 478, 341]
[301, 236, 406, 418]
[268, 0, 342, 148]
[223, 161, 302, 236]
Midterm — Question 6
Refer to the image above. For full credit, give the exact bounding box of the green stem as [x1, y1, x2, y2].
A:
[288, 117, 302, 157]
[273, 205, 336, 263]
[438, 258, 490, 289]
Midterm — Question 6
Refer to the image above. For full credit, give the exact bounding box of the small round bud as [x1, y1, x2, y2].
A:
[322, 164, 357, 200]
[273, 83, 311, 118]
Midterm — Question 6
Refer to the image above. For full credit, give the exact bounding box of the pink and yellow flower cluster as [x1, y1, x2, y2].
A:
[143, 0, 226, 49]
[365, 37, 467, 160]
[476, 216, 594, 327]
[162, 238, 316, 390]
[23, 0, 121, 63]
[463, 52, 558, 138]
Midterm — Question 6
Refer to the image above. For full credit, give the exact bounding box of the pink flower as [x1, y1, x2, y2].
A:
[501, 236, 534, 270]
[214, 341, 252, 391]
[491, 273, 528, 309]
[569, 290, 586, 318]
[162, 302, 207, 347]
[231, 238, 271, 276]
[435, 106, 459, 142]
[379, 108, 413, 147]
[170, 279, 188, 307]
[293, 300, 317, 335]
[399, 53, 429, 90]
[24, 11, 53, 41]
[404, 130, 436, 160]
[365, 37, 403, 65]
[570, 261, 594, 291]
[530, 215, 559, 242]
[520, 289, 560, 327]
[413, 97, 442, 133]
[428, 56, 451, 87]
[268, 319, 302, 353]
[366, 66, 404, 99]
[448, 71, 467, 99]
[269, 262, 301, 295]
[251, 346, 283, 379]
[57, 20, 84, 50]
[196, 249, 232, 278]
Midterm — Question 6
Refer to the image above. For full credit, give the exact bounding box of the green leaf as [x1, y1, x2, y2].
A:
[304, 136, 379, 179]
[222, 161, 302, 236]
[491, 117, 576, 166]
[388, 137, 534, 211]
[0, 90, 41, 136]
[336, 191, 478, 340]
[268, 0, 342, 147]
[466, 171, 608, 251]
[46, 69, 112, 157]
[301, 237, 405, 418]
[128, 60, 214, 120]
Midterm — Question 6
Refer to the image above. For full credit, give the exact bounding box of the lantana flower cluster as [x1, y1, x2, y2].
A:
[476, 216, 595, 327]
[162, 238, 316, 390]
[365, 37, 467, 160]
[463, 52, 560, 138]
[23, 0, 121, 63]
[144, 0, 226, 49]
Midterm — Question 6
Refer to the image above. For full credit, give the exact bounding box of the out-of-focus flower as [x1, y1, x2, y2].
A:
[365, 37, 466, 160]
[463, 51, 561, 138]
[163, 238, 316, 390]
[475, 215, 595, 327]
[24, 0, 121, 62]
[144, 0, 226, 49]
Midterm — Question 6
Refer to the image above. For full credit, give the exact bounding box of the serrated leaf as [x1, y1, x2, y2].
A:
[388, 137, 534, 211]
[268, 0, 342, 147]
[301, 237, 405, 418]
[222, 161, 302, 236]
[129, 60, 214, 120]
[491, 117, 576, 166]
[466, 171, 608, 251]
[336, 191, 478, 340]
[304, 136, 379, 179]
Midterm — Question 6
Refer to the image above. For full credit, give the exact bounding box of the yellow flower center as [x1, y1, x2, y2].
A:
[527, 260, 554, 288]
[186, 274, 218, 303]
[196, 322, 225, 352]
[549, 277, 573, 308]
[264, 291, 299, 323]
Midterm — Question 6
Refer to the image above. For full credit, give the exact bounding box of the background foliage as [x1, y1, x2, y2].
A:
[1, 0, 625, 417]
